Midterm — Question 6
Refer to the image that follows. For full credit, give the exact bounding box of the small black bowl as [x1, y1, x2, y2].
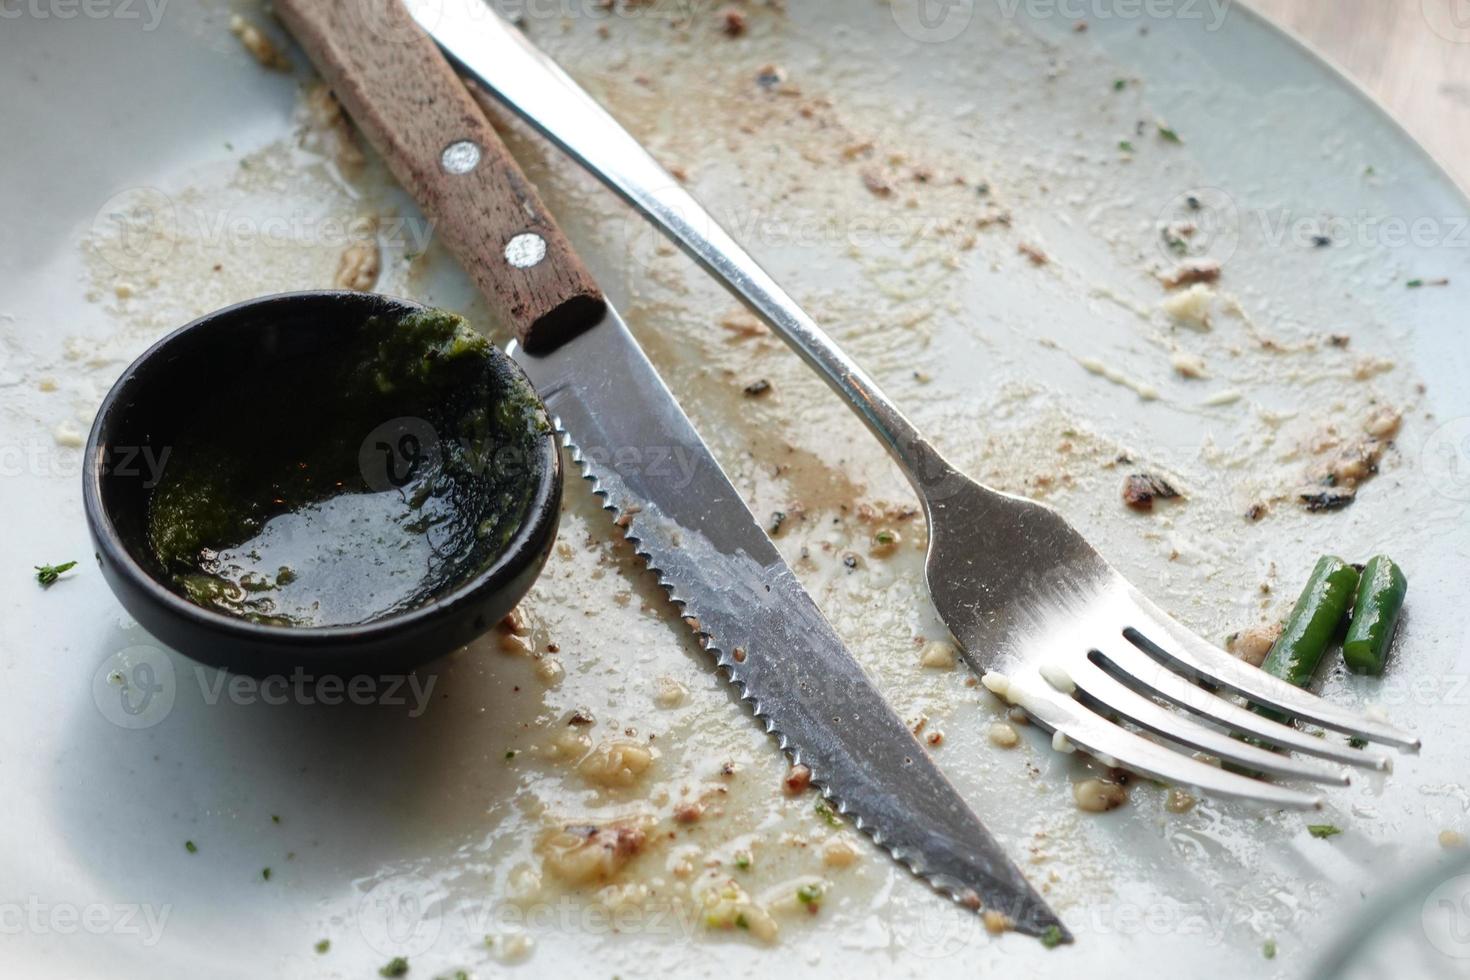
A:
[83, 291, 561, 677]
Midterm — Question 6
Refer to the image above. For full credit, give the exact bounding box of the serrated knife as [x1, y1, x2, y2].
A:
[277, 0, 1066, 940]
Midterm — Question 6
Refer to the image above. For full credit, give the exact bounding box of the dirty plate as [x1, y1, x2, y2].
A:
[2, 1, 1469, 977]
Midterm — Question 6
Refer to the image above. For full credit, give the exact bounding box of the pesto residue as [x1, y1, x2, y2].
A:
[147, 308, 547, 627]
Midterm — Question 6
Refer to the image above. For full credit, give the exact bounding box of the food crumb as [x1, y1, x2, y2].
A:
[784, 763, 812, 795]
[743, 378, 772, 397]
[1160, 283, 1214, 328]
[654, 676, 688, 708]
[1226, 623, 1280, 668]
[983, 909, 1013, 934]
[35, 561, 78, 588]
[333, 228, 381, 292]
[1017, 242, 1049, 266]
[1365, 407, 1402, 440]
[860, 168, 893, 197]
[1441, 830, 1467, 849]
[229, 14, 290, 72]
[919, 640, 958, 669]
[1121, 473, 1180, 511]
[1170, 351, 1207, 379]
[719, 7, 746, 35]
[1160, 258, 1221, 289]
[987, 722, 1020, 749]
[1073, 778, 1128, 813]
[869, 528, 901, 557]
[1165, 787, 1197, 813]
[822, 839, 859, 868]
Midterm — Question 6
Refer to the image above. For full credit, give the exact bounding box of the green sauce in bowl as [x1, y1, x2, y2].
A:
[145, 308, 549, 628]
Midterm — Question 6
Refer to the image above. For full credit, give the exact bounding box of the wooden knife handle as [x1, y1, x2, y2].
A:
[275, 0, 605, 351]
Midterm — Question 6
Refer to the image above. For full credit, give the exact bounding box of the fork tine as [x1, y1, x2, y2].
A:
[1124, 590, 1420, 751]
[1092, 640, 1391, 770]
[995, 675, 1324, 809]
[1067, 654, 1350, 784]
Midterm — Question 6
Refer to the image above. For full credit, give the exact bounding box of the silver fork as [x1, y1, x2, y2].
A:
[420, 2, 1421, 808]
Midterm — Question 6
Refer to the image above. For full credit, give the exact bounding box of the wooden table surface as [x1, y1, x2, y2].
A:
[1247, 0, 1470, 193]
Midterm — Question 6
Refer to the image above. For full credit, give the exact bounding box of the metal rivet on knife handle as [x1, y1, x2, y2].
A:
[273, 0, 605, 352]
[504, 232, 547, 269]
[440, 139, 481, 174]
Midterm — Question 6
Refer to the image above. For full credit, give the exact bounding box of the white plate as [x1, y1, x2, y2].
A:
[4, 1, 1470, 977]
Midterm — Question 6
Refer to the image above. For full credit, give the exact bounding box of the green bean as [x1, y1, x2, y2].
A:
[1342, 556, 1406, 676]
[1257, 556, 1359, 722]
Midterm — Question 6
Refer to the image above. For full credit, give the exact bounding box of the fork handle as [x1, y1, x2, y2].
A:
[275, 0, 605, 351]
[412, 1, 953, 488]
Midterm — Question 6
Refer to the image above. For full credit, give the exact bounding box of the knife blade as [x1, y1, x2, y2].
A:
[509, 306, 1066, 939]
[276, 0, 1064, 940]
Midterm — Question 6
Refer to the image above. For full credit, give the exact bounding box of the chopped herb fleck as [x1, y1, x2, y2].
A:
[505, 749, 517, 760]
[35, 561, 77, 587]
[1040, 924, 1065, 948]
[1407, 279, 1424, 288]
[315, 939, 330, 954]
[1156, 122, 1183, 143]
[814, 800, 842, 827]
[1113, 78, 1127, 91]
[1118, 140, 1135, 153]
[796, 883, 823, 905]
[184, 840, 197, 854]
[379, 957, 410, 977]
[1263, 938, 1277, 959]
[261, 867, 272, 880]
[735, 851, 752, 870]
[1307, 824, 1342, 839]
[271, 814, 280, 824]
[734, 912, 750, 930]
[1349, 735, 1368, 749]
